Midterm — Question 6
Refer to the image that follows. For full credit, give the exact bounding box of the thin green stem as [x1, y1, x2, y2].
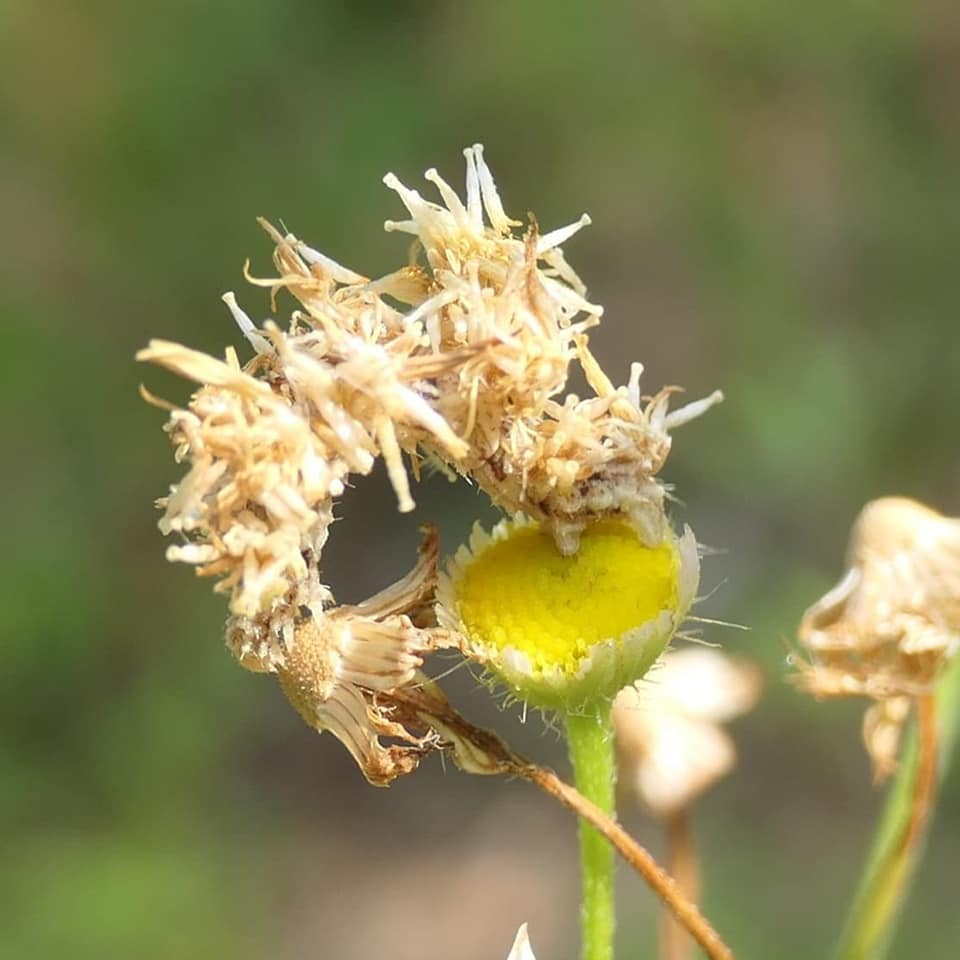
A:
[836, 656, 960, 960]
[566, 705, 616, 960]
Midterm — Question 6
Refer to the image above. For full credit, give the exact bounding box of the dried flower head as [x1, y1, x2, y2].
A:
[139, 342, 338, 620]
[438, 518, 700, 710]
[139, 144, 720, 779]
[613, 649, 761, 816]
[796, 497, 960, 778]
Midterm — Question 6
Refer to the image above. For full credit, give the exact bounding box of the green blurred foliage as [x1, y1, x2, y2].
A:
[2, 0, 959, 957]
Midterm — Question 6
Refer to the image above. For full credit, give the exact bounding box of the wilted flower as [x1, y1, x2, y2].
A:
[613, 648, 761, 816]
[439, 518, 700, 710]
[140, 144, 720, 779]
[796, 497, 960, 778]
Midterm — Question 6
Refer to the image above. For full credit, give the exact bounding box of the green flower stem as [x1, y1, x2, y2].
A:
[566, 705, 616, 960]
[836, 655, 960, 960]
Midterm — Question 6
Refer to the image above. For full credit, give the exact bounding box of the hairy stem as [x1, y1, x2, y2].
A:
[520, 764, 734, 960]
[395, 684, 734, 959]
[565, 708, 617, 960]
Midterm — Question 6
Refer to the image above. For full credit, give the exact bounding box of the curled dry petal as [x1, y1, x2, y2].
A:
[261, 530, 459, 786]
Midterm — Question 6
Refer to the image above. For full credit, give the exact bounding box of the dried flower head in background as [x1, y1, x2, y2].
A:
[613, 648, 761, 816]
[139, 145, 720, 781]
[796, 497, 960, 779]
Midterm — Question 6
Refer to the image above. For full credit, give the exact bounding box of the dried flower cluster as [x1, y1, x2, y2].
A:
[613, 648, 761, 816]
[796, 497, 960, 778]
[139, 145, 718, 783]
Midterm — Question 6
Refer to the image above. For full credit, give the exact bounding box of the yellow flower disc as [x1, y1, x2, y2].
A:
[441, 518, 698, 710]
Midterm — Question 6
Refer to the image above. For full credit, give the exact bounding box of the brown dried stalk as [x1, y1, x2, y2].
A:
[392, 685, 734, 960]
[660, 809, 700, 960]
[519, 765, 731, 960]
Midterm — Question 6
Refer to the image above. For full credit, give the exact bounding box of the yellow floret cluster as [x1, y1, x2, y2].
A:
[456, 520, 679, 676]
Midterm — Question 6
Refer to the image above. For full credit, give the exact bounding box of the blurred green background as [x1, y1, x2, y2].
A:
[3, 1, 960, 957]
